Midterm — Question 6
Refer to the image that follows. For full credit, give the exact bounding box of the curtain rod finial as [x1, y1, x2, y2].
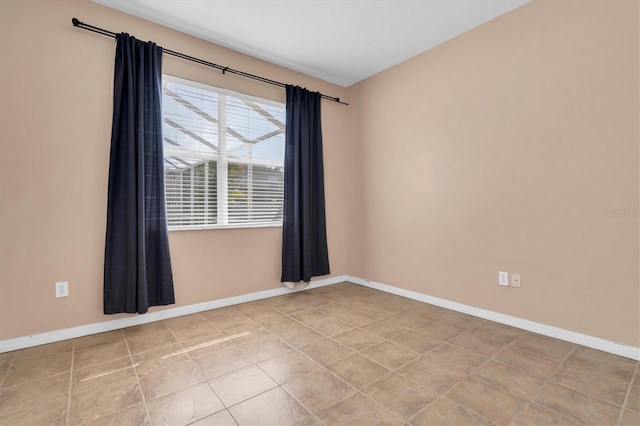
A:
[72, 18, 81, 27]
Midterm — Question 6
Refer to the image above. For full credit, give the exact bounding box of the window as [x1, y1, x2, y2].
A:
[162, 75, 285, 230]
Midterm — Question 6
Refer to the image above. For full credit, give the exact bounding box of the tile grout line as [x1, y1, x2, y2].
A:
[0, 348, 20, 390]
[270, 324, 386, 420]
[299, 340, 355, 366]
[175, 294, 362, 423]
[507, 342, 579, 425]
[359, 340, 422, 372]
[279, 381, 324, 423]
[503, 335, 636, 401]
[441, 329, 544, 425]
[281, 375, 359, 422]
[214, 323, 322, 424]
[405, 397, 437, 425]
[123, 331, 154, 425]
[545, 364, 633, 409]
[228, 289, 480, 422]
[348, 322, 453, 392]
[64, 340, 75, 426]
[201, 310, 313, 416]
[202, 372, 239, 425]
[137, 316, 243, 425]
[443, 395, 497, 425]
[351, 388, 408, 421]
[486, 344, 559, 379]
[494, 334, 635, 420]
[231, 345, 321, 423]
[616, 362, 640, 426]
[506, 333, 564, 361]
[535, 348, 634, 414]
[191, 308, 252, 422]
[0, 347, 76, 419]
[436, 350, 506, 424]
[356, 326, 470, 423]
[0, 352, 12, 388]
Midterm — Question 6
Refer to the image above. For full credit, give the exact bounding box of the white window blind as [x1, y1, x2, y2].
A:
[162, 75, 285, 229]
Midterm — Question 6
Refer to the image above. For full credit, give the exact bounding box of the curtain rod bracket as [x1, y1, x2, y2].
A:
[222, 67, 229, 75]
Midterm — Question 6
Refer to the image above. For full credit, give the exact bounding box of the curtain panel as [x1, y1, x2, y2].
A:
[281, 85, 330, 283]
[104, 33, 175, 314]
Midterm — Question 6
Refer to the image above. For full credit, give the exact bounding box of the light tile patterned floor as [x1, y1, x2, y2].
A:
[0, 282, 638, 425]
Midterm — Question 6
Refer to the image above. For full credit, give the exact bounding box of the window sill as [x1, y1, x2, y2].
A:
[168, 222, 283, 232]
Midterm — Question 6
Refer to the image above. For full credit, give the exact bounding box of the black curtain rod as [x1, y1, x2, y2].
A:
[71, 18, 348, 105]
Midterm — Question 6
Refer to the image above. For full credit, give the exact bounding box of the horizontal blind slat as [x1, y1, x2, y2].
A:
[163, 76, 285, 229]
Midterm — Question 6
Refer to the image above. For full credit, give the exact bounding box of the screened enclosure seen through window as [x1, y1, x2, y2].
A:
[162, 76, 285, 229]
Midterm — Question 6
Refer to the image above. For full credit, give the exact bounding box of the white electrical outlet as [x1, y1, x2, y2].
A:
[55, 281, 69, 298]
[512, 274, 522, 288]
[498, 271, 509, 287]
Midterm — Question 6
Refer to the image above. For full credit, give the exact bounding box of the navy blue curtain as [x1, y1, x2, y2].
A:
[104, 33, 175, 314]
[281, 85, 330, 283]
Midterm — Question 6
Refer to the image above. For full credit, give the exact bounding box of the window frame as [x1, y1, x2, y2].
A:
[162, 74, 285, 231]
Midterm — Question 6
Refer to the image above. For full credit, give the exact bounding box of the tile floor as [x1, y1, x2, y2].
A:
[0, 282, 638, 425]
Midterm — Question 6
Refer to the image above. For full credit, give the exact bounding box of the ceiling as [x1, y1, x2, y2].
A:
[92, 0, 531, 87]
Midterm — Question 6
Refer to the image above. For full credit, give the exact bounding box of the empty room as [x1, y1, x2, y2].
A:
[0, 0, 638, 425]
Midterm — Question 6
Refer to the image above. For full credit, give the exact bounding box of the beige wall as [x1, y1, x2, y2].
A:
[0, 0, 352, 340]
[348, 0, 640, 347]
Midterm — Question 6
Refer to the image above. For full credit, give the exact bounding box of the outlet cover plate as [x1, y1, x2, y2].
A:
[512, 274, 521, 288]
[498, 271, 509, 287]
[55, 281, 69, 298]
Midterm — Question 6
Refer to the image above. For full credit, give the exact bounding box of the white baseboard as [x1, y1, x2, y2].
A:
[0, 275, 347, 353]
[3, 274, 638, 361]
[345, 275, 640, 361]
